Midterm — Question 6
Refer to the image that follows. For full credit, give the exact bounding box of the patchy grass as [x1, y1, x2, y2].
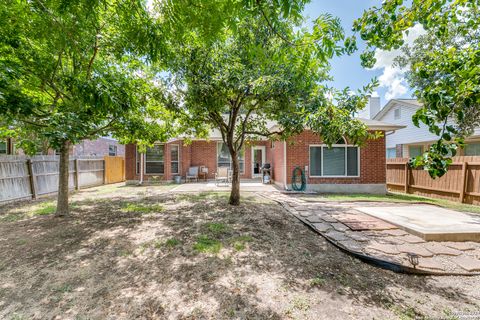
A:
[206, 222, 229, 235]
[193, 235, 222, 254]
[300, 192, 480, 214]
[230, 235, 253, 251]
[0, 184, 478, 319]
[34, 202, 57, 216]
[309, 276, 327, 287]
[122, 202, 164, 214]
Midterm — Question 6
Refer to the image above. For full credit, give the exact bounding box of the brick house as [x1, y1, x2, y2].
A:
[125, 119, 404, 193]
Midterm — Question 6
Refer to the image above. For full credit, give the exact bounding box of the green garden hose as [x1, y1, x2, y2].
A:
[291, 166, 306, 191]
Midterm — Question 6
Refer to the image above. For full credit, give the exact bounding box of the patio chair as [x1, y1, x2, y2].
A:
[185, 166, 199, 182]
[215, 167, 232, 186]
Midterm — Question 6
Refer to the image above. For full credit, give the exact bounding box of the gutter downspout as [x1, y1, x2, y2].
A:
[283, 140, 288, 190]
[138, 152, 144, 185]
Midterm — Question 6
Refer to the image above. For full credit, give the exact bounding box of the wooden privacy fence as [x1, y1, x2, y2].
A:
[0, 155, 125, 203]
[386, 156, 480, 204]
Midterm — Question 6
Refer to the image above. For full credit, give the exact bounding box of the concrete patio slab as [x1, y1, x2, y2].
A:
[354, 205, 480, 242]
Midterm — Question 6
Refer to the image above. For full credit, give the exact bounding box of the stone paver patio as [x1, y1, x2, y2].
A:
[263, 192, 480, 275]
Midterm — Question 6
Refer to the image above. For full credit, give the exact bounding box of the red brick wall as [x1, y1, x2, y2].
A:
[271, 140, 286, 186]
[284, 130, 386, 185]
[125, 139, 271, 182]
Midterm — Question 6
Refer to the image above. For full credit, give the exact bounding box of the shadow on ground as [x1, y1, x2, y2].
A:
[0, 186, 478, 319]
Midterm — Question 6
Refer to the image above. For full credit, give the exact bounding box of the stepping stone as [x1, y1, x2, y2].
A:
[338, 239, 364, 253]
[376, 236, 406, 245]
[382, 229, 409, 236]
[396, 244, 434, 257]
[306, 215, 324, 223]
[343, 220, 397, 231]
[400, 234, 426, 244]
[366, 243, 399, 255]
[454, 256, 480, 272]
[325, 230, 350, 242]
[444, 242, 476, 251]
[299, 211, 312, 218]
[335, 213, 378, 223]
[331, 223, 349, 232]
[345, 232, 370, 242]
[311, 222, 332, 233]
[424, 243, 463, 256]
[417, 257, 445, 271]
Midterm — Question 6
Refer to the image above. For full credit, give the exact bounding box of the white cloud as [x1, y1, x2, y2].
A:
[371, 24, 426, 100]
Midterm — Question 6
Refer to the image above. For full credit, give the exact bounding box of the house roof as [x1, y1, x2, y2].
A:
[169, 118, 404, 142]
[373, 99, 422, 120]
[358, 118, 406, 131]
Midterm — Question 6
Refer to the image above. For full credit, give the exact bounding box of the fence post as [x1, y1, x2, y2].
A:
[103, 158, 106, 185]
[27, 159, 37, 199]
[459, 161, 468, 203]
[404, 162, 410, 194]
[74, 159, 80, 190]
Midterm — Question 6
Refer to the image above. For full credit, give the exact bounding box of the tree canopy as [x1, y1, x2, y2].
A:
[159, 5, 377, 204]
[354, 0, 480, 178]
[0, 0, 175, 215]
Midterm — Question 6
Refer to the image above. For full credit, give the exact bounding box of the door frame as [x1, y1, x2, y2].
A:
[251, 146, 266, 178]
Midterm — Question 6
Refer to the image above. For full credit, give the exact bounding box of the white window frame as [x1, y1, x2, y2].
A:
[145, 143, 165, 175]
[308, 143, 360, 178]
[170, 144, 180, 175]
[216, 142, 245, 174]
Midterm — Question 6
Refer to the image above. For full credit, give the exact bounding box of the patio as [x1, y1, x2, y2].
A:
[170, 180, 280, 192]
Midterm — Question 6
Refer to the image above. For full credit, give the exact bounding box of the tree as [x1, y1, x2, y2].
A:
[0, 0, 173, 216]
[160, 7, 377, 205]
[354, 0, 480, 178]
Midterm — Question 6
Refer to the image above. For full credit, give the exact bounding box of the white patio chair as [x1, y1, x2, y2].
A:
[185, 166, 199, 182]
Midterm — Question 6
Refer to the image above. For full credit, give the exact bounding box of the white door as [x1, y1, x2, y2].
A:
[251, 146, 266, 177]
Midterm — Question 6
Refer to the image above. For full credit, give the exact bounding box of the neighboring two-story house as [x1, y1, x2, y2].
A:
[366, 98, 480, 158]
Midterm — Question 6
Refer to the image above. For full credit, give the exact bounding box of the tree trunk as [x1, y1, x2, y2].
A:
[229, 151, 241, 206]
[56, 140, 70, 217]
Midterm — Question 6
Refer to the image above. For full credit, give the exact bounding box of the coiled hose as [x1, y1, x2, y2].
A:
[291, 166, 306, 191]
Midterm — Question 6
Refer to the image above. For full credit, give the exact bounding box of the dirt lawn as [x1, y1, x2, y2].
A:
[0, 184, 478, 319]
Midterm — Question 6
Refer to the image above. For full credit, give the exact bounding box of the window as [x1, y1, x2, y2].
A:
[386, 148, 396, 159]
[170, 145, 180, 174]
[145, 144, 164, 174]
[309, 140, 359, 177]
[465, 142, 480, 156]
[0, 140, 6, 154]
[394, 108, 401, 120]
[109, 145, 117, 156]
[409, 145, 423, 158]
[217, 142, 244, 173]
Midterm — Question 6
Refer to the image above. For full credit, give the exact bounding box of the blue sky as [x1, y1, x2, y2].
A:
[303, 0, 416, 107]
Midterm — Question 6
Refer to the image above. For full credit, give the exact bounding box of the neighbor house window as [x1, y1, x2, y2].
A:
[217, 142, 244, 173]
[394, 108, 401, 120]
[386, 148, 396, 159]
[170, 145, 180, 174]
[409, 145, 423, 158]
[145, 144, 164, 174]
[0, 140, 6, 154]
[465, 142, 480, 156]
[309, 139, 359, 177]
[109, 145, 117, 156]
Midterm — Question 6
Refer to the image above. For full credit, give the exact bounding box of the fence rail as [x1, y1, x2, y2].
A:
[386, 156, 480, 205]
[0, 155, 125, 203]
